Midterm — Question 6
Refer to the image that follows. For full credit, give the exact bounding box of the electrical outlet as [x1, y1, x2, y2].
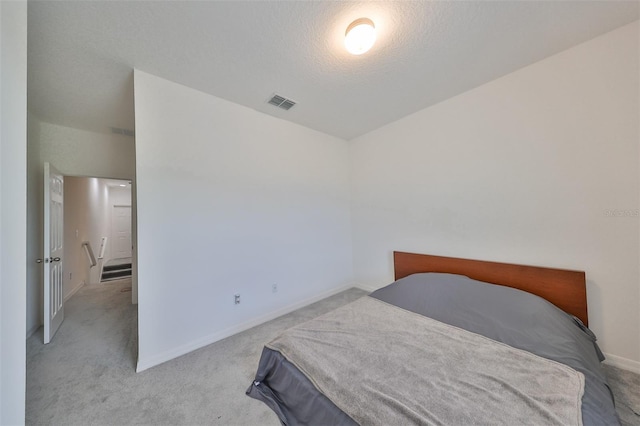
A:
[234, 294, 241, 305]
[272, 283, 278, 293]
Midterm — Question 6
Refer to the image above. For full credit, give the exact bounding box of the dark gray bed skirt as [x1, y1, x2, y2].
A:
[246, 347, 357, 426]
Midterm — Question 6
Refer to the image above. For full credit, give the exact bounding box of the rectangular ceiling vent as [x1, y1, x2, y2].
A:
[111, 127, 135, 137]
[267, 94, 296, 111]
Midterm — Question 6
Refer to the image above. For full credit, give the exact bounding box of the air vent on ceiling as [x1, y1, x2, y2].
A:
[111, 127, 135, 137]
[267, 94, 296, 111]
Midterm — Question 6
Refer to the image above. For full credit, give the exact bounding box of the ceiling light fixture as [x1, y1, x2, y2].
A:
[345, 18, 376, 55]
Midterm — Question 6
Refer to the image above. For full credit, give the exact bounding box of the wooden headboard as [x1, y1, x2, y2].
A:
[394, 251, 588, 326]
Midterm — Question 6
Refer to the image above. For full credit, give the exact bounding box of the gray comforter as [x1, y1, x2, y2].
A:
[247, 273, 619, 425]
[267, 296, 585, 425]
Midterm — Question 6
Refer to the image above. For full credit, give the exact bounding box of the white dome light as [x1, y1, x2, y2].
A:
[344, 18, 376, 55]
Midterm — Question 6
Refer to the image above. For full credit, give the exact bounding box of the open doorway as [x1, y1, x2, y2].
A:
[102, 203, 133, 283]
[27, 174, 139, 421]
[63, 176, 133, 299]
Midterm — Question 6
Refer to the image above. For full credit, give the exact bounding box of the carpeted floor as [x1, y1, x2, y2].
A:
[27, 280, 640, 425]
[26, 280, 365, 425]
[604, 363, 640, 425]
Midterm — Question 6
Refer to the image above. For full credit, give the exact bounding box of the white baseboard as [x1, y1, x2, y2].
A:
[64, 281, 85, 302]
[353, 282, 381, 293]
[603, 353, 640, 374]
[26, 324, 40, 339]
[136, 283, 356, 373]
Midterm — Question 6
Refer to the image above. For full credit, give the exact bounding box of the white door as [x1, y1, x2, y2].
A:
[44, 163, 64, 344]
[112, 205, 132, 259]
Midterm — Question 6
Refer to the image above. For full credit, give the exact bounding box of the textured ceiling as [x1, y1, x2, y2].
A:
[27, 1, 639, 140]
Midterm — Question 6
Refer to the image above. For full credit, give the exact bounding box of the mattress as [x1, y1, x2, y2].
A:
[246, 273, 619, 425]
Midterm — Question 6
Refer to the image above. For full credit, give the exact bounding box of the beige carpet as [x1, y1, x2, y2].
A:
[26, 280, 639, 425]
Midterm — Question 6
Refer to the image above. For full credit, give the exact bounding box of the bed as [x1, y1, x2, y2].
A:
[246, 252, 619, 425]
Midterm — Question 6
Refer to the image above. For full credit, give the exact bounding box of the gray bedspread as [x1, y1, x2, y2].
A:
[370, 273, 618, 425]
[247, 273, 620, 425]
[266, 296, 585, 426]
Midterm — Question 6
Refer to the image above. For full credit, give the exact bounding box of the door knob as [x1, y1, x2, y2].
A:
[35, 258, 43, 264]
[52, 257, 61, 262]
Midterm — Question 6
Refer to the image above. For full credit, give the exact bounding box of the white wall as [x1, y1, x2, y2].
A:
[63, 178, 92, 296]
[27, 113, 43, 337]
[39, 122, 135, 180]
[0, 1, 27, 423]
[108, 185, 131, 207]
[350, 22, 640, 367]
[134, 70, 353, 371]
